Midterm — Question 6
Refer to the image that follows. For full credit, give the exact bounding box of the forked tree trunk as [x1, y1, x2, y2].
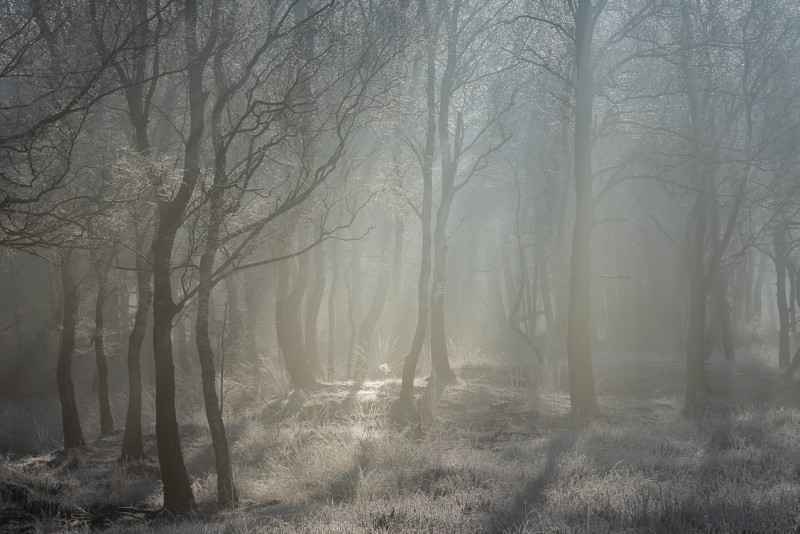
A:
[57, 249, 85, 450]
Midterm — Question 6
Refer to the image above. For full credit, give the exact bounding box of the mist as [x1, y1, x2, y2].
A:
[2, 0, 800, 531]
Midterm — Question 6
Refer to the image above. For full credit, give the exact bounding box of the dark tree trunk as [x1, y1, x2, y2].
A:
[196, 238, 238, 507]
[91, 247, 115, 436]
[152, 233, 194, 511]
[147, 0, 214, 509]
[566, 0, 599, 417]
[121, 234, 152, 461]
[57, 249, 85, 450]
[775, 227, 790, 367]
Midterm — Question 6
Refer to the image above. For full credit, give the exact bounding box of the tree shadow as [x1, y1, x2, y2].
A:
[482, 428, 578, 532]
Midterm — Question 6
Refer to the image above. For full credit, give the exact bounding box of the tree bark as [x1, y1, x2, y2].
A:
[566, 0, 599, 417]
[91, 247, 115, 436]
[121, 231, 151, 461]
[57, 249, 85, 450]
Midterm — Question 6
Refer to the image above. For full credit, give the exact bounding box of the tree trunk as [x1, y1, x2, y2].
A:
[152, 232, 194, 511]
[91, 248, 115, 436]
[715, 271, 734, 361]
[775, 226, 790, 367]
[398, 29, 436, 408]
[276, 256, 316, 390]
[327, 240, 339, 379]
[57, 249, 85, 450]
[391, 215, 405, 340]
[196, 231, 238, 506]
[753, 252, 766, 325]
[304, 244, 326, 375]
[346, 240, 362, 379]
[684, 269, 708, 413]
[121, 234, 151, 461]
[243, 268, 264, 363]
[566, 0, 599, 417]
[354, 230, 392, 380]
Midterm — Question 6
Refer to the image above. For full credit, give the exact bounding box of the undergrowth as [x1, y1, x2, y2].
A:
[2, 338, 800, 532]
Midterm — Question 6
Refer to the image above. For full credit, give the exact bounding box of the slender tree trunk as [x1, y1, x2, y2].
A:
[790, 264, 797, 334]
[775, 226, 790, 367]
[304, 244, 326, 374]
[566, 0, 599, 417]
[753, 252, 766, 325]
[91, 248, 115, 436]
[121, 234, 151, 461]
[684, 268, 708, 412]
[429, 191, 455, 381]
[195, 209, 238, 506]
[346, 241, 362, 379]
[391, 215, 405, 340]
[57, 249, 85, 450]
[398, 28, 437, 407]
[714, 271, 734, 361]
[539, 246, 554, 345]
[327, 240, 339, 379]
[354, 230, 392, 380]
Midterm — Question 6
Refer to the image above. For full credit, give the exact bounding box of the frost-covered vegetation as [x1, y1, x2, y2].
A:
[4, 336, 800, 533]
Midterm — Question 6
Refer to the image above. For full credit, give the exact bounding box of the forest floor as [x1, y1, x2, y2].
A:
[4, 335, 800, 532]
